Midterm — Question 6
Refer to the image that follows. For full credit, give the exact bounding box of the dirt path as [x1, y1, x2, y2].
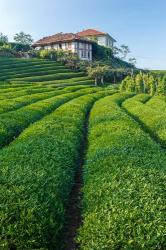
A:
[62, 113, 89, 250]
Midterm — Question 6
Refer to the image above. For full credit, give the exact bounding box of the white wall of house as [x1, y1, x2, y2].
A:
[97, 35, 114, 49]
[35, 41, 92, 61]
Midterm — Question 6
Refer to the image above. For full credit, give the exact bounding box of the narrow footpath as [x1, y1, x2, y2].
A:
[63, 112, 90, 250]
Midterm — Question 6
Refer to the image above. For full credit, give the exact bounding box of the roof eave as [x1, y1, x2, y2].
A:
[33, 38, 94, 47]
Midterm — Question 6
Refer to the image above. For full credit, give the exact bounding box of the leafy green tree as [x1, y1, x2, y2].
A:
[120, 75, 135, 92]
[14, 32, 33, 45]
[147, 75, 156, 96]
[0, 32, 8, 44]
[120, 44, 130, 59]
[87, 65, 110, 86]
[157, 75, 166, 95]
[120, 76, 130, 91]
[112, 46, 122, 57]
[135, 73, 144, 93]
[128, 57, 137, 67]
[39, 49, 57, 60]
[65, 52, 79, 70]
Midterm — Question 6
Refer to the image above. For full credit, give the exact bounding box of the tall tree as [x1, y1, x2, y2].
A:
[14, 32, 33, 45]
[0, 32, 8, 43]
[120, 44, 130, 59]
[135, 73, 144, 93]
[128, 57, 137, 67]
[157, 75, 166, 95]
[112, 46, 122, 57]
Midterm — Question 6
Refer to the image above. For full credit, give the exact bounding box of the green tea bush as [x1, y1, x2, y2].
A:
[77, 93, 166, 249]
[0, 85, 90, 114]
[0, 68, 71, 81]
[123, 94, 166, 147]
[0, 86, 55, 100]
[0, 87, 103, 148]
[13, 72, 85, 82]
[0, 91, 81, 147]
[0, 90, 115, 249]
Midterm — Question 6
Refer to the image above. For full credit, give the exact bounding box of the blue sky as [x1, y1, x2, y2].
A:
[0, 0, 166, 69]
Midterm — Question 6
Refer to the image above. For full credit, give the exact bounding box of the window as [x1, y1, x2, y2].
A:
[74, 42, 78, 49]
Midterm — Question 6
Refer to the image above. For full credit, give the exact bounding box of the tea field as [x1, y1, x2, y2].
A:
[0, 58, 165, 250]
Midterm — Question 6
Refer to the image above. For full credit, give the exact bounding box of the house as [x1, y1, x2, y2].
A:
[33, 33, 93, 61]
[77, 29, 116, 49]
[33, 29, 116, 61]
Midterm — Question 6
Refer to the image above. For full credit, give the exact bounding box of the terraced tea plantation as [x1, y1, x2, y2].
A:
[0, 58, 166, 250]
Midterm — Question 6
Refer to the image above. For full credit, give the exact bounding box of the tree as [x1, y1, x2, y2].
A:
[120, 44, 130, 59]
[65, 52, 79, 70]
[128, 57, 137, 67]
[39, 49, 57, 60]
[135, 73, 144, 93]
[120, 76, 130, 92]
[87, 65, 110, 86]
[112, 46, 122, 57]
[120, 75, 135, 92]
[0, 32, 8, 44]
[147, 75, 156, 96]
[14, 32, 33, 45]
[157, 75, 166, 95]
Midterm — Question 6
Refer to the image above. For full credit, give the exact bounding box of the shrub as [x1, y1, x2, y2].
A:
[123, 94, 166, 147]
[77, 93, 166, 249]
[120, 73, 164, 96]
[0, 89, 115, 249]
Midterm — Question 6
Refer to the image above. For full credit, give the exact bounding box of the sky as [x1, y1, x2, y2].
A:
[0, 0, 166, 69]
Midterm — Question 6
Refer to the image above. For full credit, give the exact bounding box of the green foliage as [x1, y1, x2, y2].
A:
[87, 65, 110, 85]
[92, 43, 113, 60]
[0, 90, 115, 249]
[0, 57, 164, 249]
[135, 73, 144, 93]
[13, 72, 85, 82]
[77, 93, 166, 249]
[0, 47, 16, 58]
[0, 32, 8, 44]
[39, 49, 58, 60]
[120, 44, 130, 59]
[120, 73, 165, 96]
[157, 75, 166, 95]
[0, 87, 101, 148]
[123, 94, 166, 147]
[10, 42, 31, 52]
[14, 31, 33, 45]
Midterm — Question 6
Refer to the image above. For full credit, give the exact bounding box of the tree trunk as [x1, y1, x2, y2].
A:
[95, 77, 98, 86]
[101, 76, 104, 85]
[113, 73, 116, 84]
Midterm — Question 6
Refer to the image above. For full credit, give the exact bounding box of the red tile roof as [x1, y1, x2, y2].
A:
[77, 29, 106, 37]
[33, 33, 92, 47]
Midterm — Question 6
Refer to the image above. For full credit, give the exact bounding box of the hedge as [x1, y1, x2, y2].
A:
[123, 94, 166, 147]
[77, 93, 166, 249]
[0, 67, 71, 81]
[0, 89, 115, 249]
[0, 87, 102, 148]
[12, 72, 85, 82]
[0, 85, 90, 114]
